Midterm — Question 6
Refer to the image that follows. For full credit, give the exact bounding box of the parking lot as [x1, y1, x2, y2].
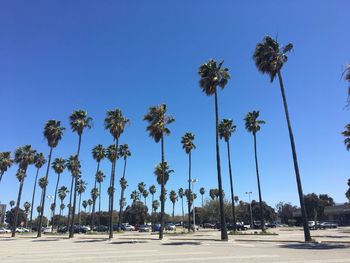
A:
[1, 227, 350, 262]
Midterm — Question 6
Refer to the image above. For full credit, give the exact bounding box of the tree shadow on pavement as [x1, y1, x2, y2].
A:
[32, 238, 60, 242]
[162, 241, 201, 246]
[280, 243, 350, 250]
[109, 240, 148, 245]
[74, 239, 107, 243]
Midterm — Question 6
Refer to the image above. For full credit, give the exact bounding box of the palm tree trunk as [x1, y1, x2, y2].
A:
[91, 162, 100, 229]
[277, 70, 311, 242]
[187, 152, 192, 232]
[0, 171, 4, 183]
[109, 139, 119, 240]
[69, 134, 82, 238]
[51, 173, 61, 232]
[172, 203, 175, 222]
[67, 175, 74, 228]
[159, 134, 165, 240]
[29, 167, 40, 231]
[118, 158, 127, 230]
[214, 89, 228, 241]
[98, 182, 102, 226]
[12, 174, 26, 237]
[181, 197, 184, 223]
[78, 193, 82, 225]
[253, 133, 265, 232]
[227, 140, 237, 231]
[37, 147, 53, 238]
[151, 194, 154, 231]
[201, 195, 203, 208]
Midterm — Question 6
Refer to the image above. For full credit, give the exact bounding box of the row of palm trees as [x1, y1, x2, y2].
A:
[0, 35, 314, 241]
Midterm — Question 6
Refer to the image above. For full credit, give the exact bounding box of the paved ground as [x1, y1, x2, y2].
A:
[1, 228, 350, 262]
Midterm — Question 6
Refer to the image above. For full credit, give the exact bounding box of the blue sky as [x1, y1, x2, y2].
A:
[0, 1, 349, 217]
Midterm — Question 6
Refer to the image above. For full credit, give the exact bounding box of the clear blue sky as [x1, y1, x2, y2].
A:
[0, 1, 349, 217]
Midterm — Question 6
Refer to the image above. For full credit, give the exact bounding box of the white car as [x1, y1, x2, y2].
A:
[43, 227, 52, 234]
[0, 227, 11, 233]
[123, 224, 135, 231]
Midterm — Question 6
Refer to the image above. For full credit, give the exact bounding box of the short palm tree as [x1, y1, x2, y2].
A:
[0, 151, 13, 184]
[130, 190, 139, 203]
[149, 185, 156, 229]
[95, 170, 105, 222]
[12, 145, 36, 237]
[181, 132, 196, 232]
[169, 190, 177, 221]
[209, 188, 217, 200]
[69, 110, 92, 238]
[77, 179, 87, 224]
[37, 120, 65, 238]
[90, 187, 99, 226]
[60, 203, 65, 216]
[91, 144, 105, 229]
[219, 118, 237, 231]
[82, 200, 88, 213]
[87, 199, 93, 213]
[29, 153, 46, 230]
[104, 109, 129, 239]
[117, 144, 131, 229]
[199, 187, 205, 208]
[142, 190, 149, 206]
[23, 201, 31, 228]
[66, 155, 81, 229]
[58, 186, 69, 216]
[244, 111, 266, 232]
[253, 36, 311, 241]
[138, 182, 146, 198]
[38, 176, 48, 227]
[198, 59, 230, 241]
[152, 200, 159, 213]
[178, 188, 184, 221]
[144, 104, 175, 240]
[50, 157, 65, 230]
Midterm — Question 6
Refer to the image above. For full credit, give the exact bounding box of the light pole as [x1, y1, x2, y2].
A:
[190, 179, 198, 232]
[245, 192, 253, 229]
[46, 195, 54, 228]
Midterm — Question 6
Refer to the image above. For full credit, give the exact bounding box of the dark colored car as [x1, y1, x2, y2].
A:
[152, 224, 161, 232]
[95, 225, 109, 232]
[203, 222, 215, 229]
[57, 226, 68, 233]
[319, 222, 338, 229]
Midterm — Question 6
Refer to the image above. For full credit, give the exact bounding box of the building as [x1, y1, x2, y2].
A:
[0, 204, 6, 223]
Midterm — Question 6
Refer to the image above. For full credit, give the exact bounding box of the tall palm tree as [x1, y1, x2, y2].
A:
[117, 144, 131, 229]
[144, 104, 175, 239]
[29, 153, 46, 230]
[149, 185, 156, 230]
[178, 188, 184, 222]
[142, 190, 149, 206]
[244, 111, 266, 232]
[198, 59, 230, 241]
[68, 110, 92, 238]
[38, 176, 48, 227]
[58, 186, 69, 216]
[23, 201, 31, 228]
[96, 170, 105, 223]
[90, 187, 99, 226]
[253, 36, 311, 241]
[12, 145, 36, 237]
[181, 132, 196, 232]
[138, 182, 146, 199]
[219, 118, 237, 231]
[82, 200, 88, 213]
[0, 151, 13, 184]
[37, 120, 65, 237]
[77, 179, 87, 225]
[199, 187, 205, 208]
[169, 190, 177, 221]
[66, 155, 81, 228]
[91, 144, 105, 229]
[50, 157, 66, 231]
[87, 199, 93, 213]
[104, 109, 129, 239]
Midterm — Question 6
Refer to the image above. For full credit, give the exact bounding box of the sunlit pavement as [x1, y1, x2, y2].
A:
[1, 228, 350, 263]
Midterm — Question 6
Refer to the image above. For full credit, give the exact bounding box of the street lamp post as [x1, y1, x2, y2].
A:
[245, 192, 253, 229]
[46, 195, 54, 228]
[190, 179, 198, 232]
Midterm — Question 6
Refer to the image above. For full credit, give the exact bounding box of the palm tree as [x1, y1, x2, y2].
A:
[50, 157, 65, 230]
[209, 189, 217, 200]
[169, 190, 177, 221]
[87, 199, 93, 213]
[343, 64, 350, 106]
[96, 170, 105, 223]
[144, 104, 175, 240]
[38, 176, 48, 227]
[77, 179, 87, 225]
[342, 124, 350, 150]
[198, 59, 230, 241]
[29, 153, 46, 230]
[12, 145, 36, 237]
[82, 200, 88, 213]
[138, 182, 146, 199]
[199, 187, 205, 208]
[152, 200, 159, 213]
[68, 110, 92, 238]
[37, 120, 65, 237]
[253, 36, 311, 241]
[130, 190, 139, 203]
[181, 132, 196, 232]
[91, 145, 105, 228]
[104, 109, 129, 239]
[178, 188, 184, 222]
[244, 111, 266, 232]
[90, 187, 99, 226]
[219, 118, 237, 231]
[23, 201, 31, 228]
[0, 151, 13, 184]
[149, 185, 156, 230]
[58, 186, 69, 216]
[9, 200, 15, 208]
[66, 155, 81, 228]
[142, 190, 149, 206]
[117, 144, 131, 229]
[60, 203, 65, 216]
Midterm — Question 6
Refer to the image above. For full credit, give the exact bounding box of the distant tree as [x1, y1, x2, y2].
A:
[123, 201, 148, 226]
[276, 202, 297, 225]
[77, 179, 87, 224]
[169, 190, 178, 221]
[23, 202, 31, 228]
[0, 151, 13, 184]
[82, 200, 88, 213]
[58, 186, 69, 216]
[143, 190, 149, 206]
[304, 193, 335, 221]
[51, 157, 65, 230]
[87, 199, 93, 213]
[5, 208, 26, 228]
[130, 190, 139, 203]
[346, 179, 350, 202]
[66, 155, 81, 228]
[199, 187, 205, 208]
[178, 188, 185, 221]
[95, 170, 106, 220]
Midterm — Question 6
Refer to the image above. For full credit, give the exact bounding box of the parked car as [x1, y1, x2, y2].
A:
[139, 225, 151, 232]
[165, 223, 176, 231]
[319, 222, 338, 229]
[0, 227, 11, 233]
[152, 224, 161, 232]
[57, 226, 68, 233]
[236, 223, 248, 231]
[203, 222, 215, 229]
[95, 225, 108, 232]
[123, 224, 135, 231]
[308, 221, 320, 230]
[43, 227, 52, 234]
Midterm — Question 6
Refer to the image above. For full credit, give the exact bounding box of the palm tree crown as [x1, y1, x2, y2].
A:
[200, 187, 205, 196]
[104, 109, 130, 139]
[244, 111, 265, 135]
[52, 158, 66, 174]
[92, 144, 106, 163]
[96, 170, 105, 184]
[38, 177, 48, 189]
[138, 182, 146, 194]
[118, 144, 131, 160]
[219, 119, 236, 142]
[43, 120, 65, 148]
[34, 153, 46, 169]
[69, 110, 92, 136]
[253, 35, 293, 82]
[66, 155, 81, 178]
[198, 59, 230, 95]
[58, 186, 69, 201]
[0, 152, 13, 175]
[342, 124, 350, 151]
[154, 161, 174, 185]
[106, 145, 118, 163]
[169, 190, 177, 204]
[181, 132, 196, 154]
[77, 180, 87, 194]
[14, 145, 36, 170]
